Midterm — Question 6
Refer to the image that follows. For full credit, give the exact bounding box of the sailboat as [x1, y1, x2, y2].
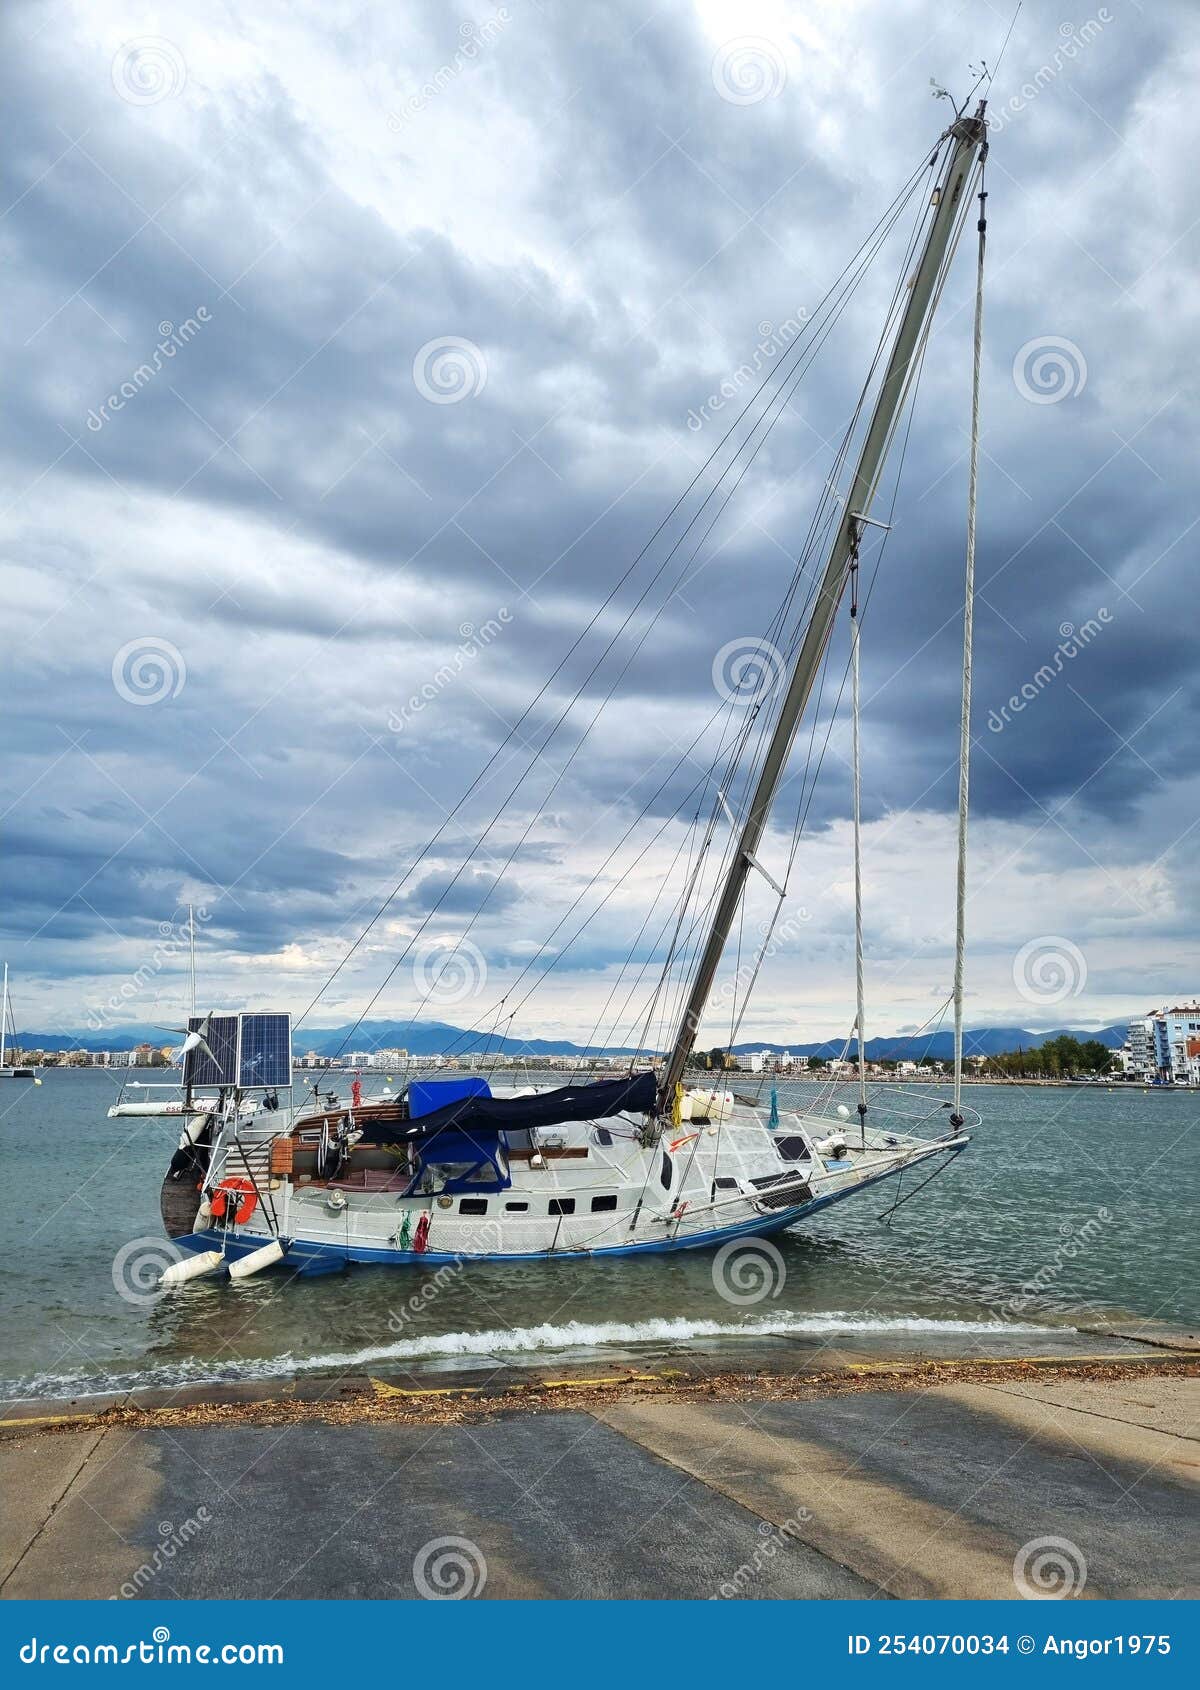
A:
[109, 100, 992, 1282]
[0, 964, 38, 1080]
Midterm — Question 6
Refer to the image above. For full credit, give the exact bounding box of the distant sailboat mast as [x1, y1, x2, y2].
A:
[0, 962, 37, 1080]
[660, 104, 988, 1105]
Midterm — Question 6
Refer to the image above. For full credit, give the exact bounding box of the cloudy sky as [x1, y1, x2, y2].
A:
[2, 0, 1197, 1050]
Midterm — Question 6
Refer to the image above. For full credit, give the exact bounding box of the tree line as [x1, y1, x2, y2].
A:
[980, 1035, 1114, 1079]
[695, 1037, 1116, 1080]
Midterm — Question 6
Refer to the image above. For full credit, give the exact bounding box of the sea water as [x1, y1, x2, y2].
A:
[1, 1069, 1194, 1400]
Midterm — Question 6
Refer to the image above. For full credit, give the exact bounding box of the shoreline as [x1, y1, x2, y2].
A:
[4, 1323, 1196, 1437]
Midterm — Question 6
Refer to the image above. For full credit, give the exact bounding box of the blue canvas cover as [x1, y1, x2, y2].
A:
[408, 1076, 492, 1118]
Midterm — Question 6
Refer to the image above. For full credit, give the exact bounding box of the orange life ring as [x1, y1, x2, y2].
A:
[210, 1177, 259, 1226]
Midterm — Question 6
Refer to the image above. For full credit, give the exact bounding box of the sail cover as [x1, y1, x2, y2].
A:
[356, 1071, 658, 1145]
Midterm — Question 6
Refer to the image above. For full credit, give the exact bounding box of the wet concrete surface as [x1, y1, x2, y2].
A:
[0, 1414, 871, 1600]
[2, 1364, 1196, 1601]
[602, 1383, 1197, 1599]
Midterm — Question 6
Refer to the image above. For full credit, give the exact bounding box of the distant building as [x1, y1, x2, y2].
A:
[1118, 1017, 1155, 1080]
[130, 1043, 167, 1067]
[1159, 1004, 1200, 1084]
[1119, 1004, 1200, 1084]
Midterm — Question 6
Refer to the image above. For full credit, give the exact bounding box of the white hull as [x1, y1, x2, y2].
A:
[162, 1083, 968, 1278]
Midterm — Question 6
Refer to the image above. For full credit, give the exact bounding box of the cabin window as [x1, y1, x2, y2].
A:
[594, 1127, 613, 1146]
[549, 1197, 575, 1216]
[660, 1150, 672, 1189]
[505, 1201, 529, 1212]
[774, 1136, 810, 1163]
[458, 1198, 488, 1216]
[712, 1176, 738, 1194]
[590, 1194, 618, 1212]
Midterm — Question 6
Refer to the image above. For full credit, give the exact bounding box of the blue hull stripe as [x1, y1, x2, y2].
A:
[175, 1153, 941, 1275]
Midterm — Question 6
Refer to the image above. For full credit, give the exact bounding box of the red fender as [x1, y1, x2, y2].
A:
[413, 1211, 432, 1254]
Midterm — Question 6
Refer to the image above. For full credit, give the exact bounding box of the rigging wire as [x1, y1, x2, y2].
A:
[343, 157, 945, 1062]
[850, 542, 868, 1148]
[295, 154, 936, 1046]
[952, 146, 988, 1127]
[636, 160, 948, 1056]
[666, 152, 984, 1068]
[303, 137, 984, 1076]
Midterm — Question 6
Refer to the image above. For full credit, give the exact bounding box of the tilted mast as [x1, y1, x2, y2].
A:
[661, 105, 988, 1105]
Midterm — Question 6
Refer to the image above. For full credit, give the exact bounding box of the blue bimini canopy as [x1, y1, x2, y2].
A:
[406, 1126, 510, 1196]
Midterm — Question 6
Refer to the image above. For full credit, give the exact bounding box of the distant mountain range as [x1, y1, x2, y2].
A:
[16, 1017, 1130, 1060]
[726, 1025, 1130, 1062]
[12, 1019, 649, 1058]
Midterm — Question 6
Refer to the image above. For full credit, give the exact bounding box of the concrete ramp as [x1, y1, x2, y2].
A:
[2, 1374, 1196, 1600]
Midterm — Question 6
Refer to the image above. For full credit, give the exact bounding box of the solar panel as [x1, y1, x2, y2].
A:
[182, 1014, 239, 1089]
[238, 1012, 292, 1090]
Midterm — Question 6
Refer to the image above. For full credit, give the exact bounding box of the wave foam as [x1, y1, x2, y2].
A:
[5, 1312, 1062, 1402]
[310, 1310, 1059, 1367]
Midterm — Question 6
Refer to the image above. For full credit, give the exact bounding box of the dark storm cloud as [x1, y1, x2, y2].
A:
[398, 867, 522, 917]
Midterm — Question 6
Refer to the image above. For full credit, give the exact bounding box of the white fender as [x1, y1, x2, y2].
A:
[160, 1249, 224, 1286]
[227, 1239, 286, 1280]
[177, 1111, 212, 1149]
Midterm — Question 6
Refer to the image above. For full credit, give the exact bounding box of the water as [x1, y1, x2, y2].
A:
[2, 1069, 1195, 1400]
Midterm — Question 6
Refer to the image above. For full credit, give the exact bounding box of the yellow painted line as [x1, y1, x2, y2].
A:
[369, 1377, 480, 1399]
[539, 1374, 660, 1390]
[0, 1411, 93, 1431]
